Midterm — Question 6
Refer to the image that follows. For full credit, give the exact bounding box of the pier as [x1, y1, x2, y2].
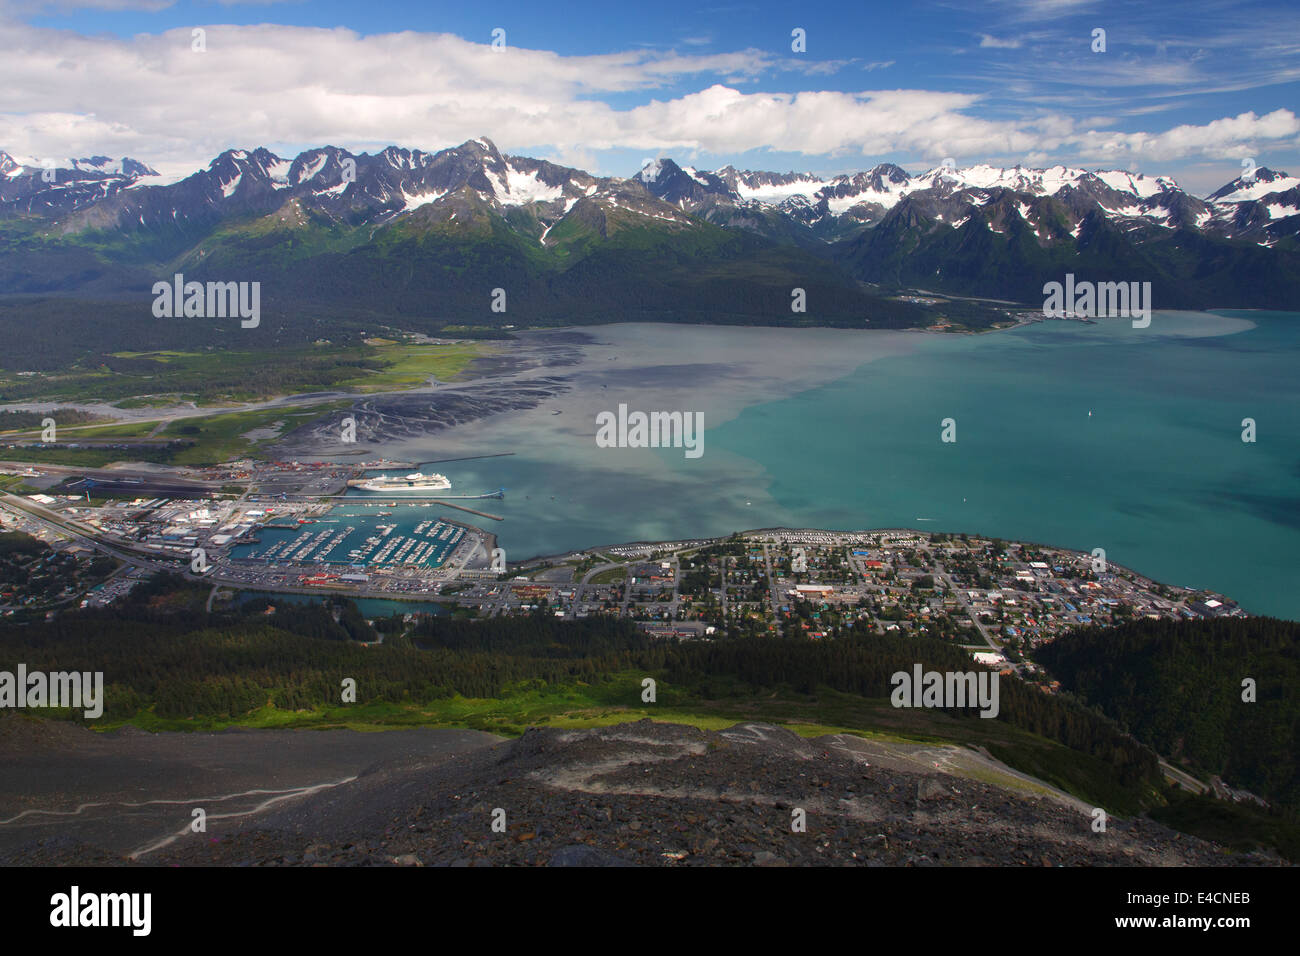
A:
[419, 452, 515, 465]
[279, 488, 504, 502]
[429, 501, 504, 521]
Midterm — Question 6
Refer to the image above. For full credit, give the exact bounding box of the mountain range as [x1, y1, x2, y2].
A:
[1, 137, 1297, 349]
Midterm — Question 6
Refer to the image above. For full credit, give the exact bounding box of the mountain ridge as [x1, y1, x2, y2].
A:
[4, 139, 1295, 247]
[1, 138, 1297, 337]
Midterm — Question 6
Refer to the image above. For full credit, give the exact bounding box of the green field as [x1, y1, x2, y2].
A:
[158, 402, 354, 465]
[0, 340, 487, 406]
[0, 419, 159, 440]
[0, 475, 37, 494]
[1, 400, 352, 467]
[335, 342, 487, 390]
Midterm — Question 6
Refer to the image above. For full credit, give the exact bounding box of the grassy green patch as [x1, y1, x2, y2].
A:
[158, 402, 351, 465]
[0, 401, 349, 467]
[335, 343, 485, 390]
[0, 342, 484, 406]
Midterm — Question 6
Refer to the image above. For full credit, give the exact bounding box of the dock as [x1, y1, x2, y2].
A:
[430, 501, 504, 521]
[420, 452, 515, 465]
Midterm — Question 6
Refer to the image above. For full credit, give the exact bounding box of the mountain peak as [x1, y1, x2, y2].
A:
[460, 137, 502, 158]
[1208, 167, 1299, 203]
[0, 151, 157, 179]
[71, 155, 159, 177]
[636, 157, 678, 184]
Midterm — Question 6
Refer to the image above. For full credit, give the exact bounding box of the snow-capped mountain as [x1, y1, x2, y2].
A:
[621, 154, 1300, 249]
[32, 138, 700, 242]
[635, 156, 1297, 244]
[1, 137, 1296, 315]
[0, 151, 159, 215]
[1200, 168, 1300, 246]
[3, 138, 1294, 249]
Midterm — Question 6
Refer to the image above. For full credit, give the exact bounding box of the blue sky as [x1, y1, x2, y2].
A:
[2, 0, 1298, 194]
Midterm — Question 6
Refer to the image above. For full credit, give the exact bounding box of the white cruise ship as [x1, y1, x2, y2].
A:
[352, 472, 451, 492]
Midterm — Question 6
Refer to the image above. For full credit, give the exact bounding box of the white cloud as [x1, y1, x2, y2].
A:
[0, 21, 1294, 181]
[1083, 109, 1300, 163]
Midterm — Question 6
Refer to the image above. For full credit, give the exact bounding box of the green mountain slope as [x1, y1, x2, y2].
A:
[1035, 616, 1300, 810]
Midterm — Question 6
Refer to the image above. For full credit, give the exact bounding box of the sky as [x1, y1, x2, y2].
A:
[0, 0, 1297, 195]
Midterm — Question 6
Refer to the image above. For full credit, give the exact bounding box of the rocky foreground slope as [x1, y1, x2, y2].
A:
[5, 719, 1275, 867]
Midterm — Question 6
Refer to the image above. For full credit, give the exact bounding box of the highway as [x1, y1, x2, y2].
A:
[0, 492, 165, 571]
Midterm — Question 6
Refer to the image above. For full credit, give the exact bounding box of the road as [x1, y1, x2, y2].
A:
[1159, 760, 1210, 795]
[569, 559, 623, 619]
[760, 539, 782, 633]
[0, 492, 164, 571]
[932, 559, 998, 649]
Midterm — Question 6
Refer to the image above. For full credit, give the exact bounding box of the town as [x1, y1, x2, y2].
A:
[0, 458, 1244, 679]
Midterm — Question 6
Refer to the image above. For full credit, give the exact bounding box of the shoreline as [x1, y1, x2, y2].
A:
[502, 523, 1243, 615]
[3, 306, 1272, 422]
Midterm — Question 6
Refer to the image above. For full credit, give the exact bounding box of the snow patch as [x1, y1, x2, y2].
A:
[1095, 170, 1172, 199]
[266, 158, 293, 188]
[639, 159, 664, 183]
[71, 157, 122, 175]
[683, 166, 710, 186]
[294, 154, 329, 185]
[735, 177, 829, 204]
[500, 164, 563, 205]
[1214, 176, 1300, 202]
[401, 187, 447, 211]
[482, 167, 508, 201]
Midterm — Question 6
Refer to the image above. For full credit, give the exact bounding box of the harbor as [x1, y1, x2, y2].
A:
[232, 458, 507, 569]
[239, 516, 467, 569]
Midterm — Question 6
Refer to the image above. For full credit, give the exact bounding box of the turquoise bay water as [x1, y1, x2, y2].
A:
[267, 313, 1298, 620]
[709, 311, 1299, 619]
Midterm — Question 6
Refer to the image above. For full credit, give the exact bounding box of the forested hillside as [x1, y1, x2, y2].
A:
[1035, 616, 1300, 810]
